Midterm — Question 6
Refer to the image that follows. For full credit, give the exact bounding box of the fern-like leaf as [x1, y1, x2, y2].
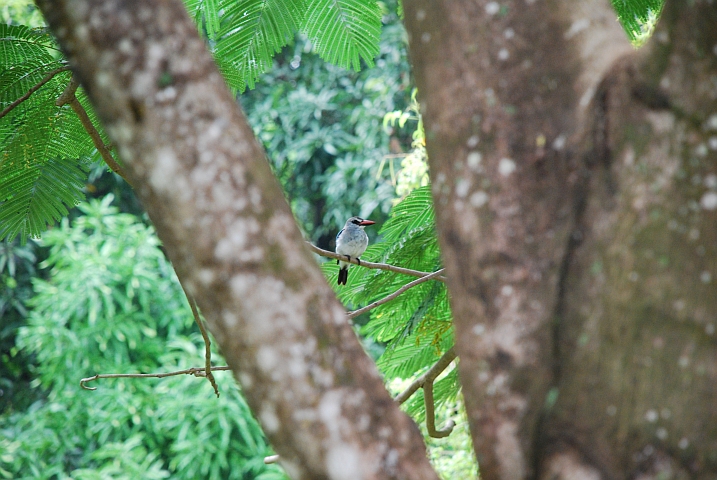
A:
[215, 0, 305, 92]
[302, 0, 381, 71]
[1, 24, 100, 243]
[609, 0, 665, 47]
[0, 158, 86, 242]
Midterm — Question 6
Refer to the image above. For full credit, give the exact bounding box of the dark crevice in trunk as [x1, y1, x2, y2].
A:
[532, 77, 617, 480]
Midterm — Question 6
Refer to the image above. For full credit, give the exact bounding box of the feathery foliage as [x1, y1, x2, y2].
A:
[302, 0, 381, 71]
[185, 0, 381, 92]
[609, 0, 665, 47]
[0, 24, 101, 243]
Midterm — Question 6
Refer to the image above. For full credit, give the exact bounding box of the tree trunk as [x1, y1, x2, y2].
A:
[404, 0, 717, 478]
[35, 1, 439, 479]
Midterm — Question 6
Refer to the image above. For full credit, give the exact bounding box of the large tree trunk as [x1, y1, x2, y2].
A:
[404, 0, 717, 478]
[35, 1, 439, 479]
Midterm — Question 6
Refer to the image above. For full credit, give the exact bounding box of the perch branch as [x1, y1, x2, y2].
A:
[0, 65, 71, 119]
[80, 366, 231, 390]
[306, 242, 447, 282]
[347, 268, 446, 319]
[55, 76, 131, 183]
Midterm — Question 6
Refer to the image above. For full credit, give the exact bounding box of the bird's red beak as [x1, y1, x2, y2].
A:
[359, 219, 375, 226]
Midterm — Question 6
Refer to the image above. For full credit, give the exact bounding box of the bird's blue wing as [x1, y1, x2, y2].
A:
[336, 228, 344, 241]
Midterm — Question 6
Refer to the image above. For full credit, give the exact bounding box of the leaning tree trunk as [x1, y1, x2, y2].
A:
[35, 1, 440, 479]
[405, 0, 717, 478]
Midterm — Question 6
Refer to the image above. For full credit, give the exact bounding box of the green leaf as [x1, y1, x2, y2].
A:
[0, 158, 86, 242]
[215, 0, 305, 92]
[609, 0, 665, 47]
[302, 0, 381, 71]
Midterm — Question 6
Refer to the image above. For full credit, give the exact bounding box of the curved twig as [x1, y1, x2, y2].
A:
[395, 346, 457, 438]
[394, 346, 457, 404]
[423, 377, 455, 438]
[306, 242, 447, 282]
[347, 268, 445, 319]
[80, 366, 231, 390]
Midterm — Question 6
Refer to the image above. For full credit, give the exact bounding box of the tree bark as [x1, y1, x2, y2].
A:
[404, 0, 717, 478]
[35, 1, 439, 479]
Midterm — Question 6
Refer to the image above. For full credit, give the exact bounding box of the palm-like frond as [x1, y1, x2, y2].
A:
[302, 0, 381, 71]
[1, 24, 97, 243]
[0, 158, 86, 242]
[609, 0, 665, 47]
[200, 0, 382, 91]
[214, 0, 305, 92]
[0, 24, 59, 64]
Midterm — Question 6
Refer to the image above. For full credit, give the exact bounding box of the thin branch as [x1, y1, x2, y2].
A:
[347, 268, 446, 319]
[178, 277, 219, 396]
[79, 366, 231, 390]
[0, 65, 71, 119]
[395, 346, 457, 437]
[306, 242, 447, 282]
[423, 377, 455, 438]
[55, 76, 131, 184]
[394, 346, 457, 404]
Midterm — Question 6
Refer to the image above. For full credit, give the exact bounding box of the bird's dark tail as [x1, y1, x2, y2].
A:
[337, 266, 348, 285]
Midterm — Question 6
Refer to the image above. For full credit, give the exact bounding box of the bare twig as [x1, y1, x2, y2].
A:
[347, 268, 445, 319]
[395, 347, 457, 404]
[55, 76, 131, 183]
[178, 278, 219, 396]
[395, 346, 457, 438]
[306, 242, 447, 282]
[422, 376, 455, 438]
[0, 65, 71, 119]
[80, 366, 231, 390]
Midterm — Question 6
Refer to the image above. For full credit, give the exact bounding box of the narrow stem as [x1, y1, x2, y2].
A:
[56, 76, 131, 184]
[347, 268, 445, 319]
[179, 279, 219, 397]
[79, 366, 231, 390]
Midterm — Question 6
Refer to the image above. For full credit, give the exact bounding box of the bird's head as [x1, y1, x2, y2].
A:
[347, 216, 375, 228]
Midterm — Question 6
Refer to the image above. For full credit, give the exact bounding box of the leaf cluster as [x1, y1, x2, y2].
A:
[185, 0, 382, 93]
[0, 24, 103, 243]
[0, 198, 285, 479]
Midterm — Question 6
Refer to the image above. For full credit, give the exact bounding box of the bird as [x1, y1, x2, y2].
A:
[335, 216, 375, 285]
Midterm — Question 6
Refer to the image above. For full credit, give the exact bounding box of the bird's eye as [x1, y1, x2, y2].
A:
[352, 219, 361, 225]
